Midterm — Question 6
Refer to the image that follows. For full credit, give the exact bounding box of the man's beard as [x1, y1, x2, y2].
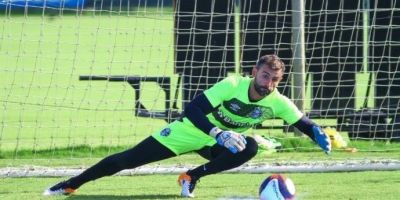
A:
[253, 80, 271, 97]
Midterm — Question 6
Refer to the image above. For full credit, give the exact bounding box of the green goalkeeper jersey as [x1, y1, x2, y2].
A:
[153, 75, 304, 154]
[182, 75, 303, 133]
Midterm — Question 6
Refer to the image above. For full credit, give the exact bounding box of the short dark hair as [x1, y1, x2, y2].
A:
[256, 54, 285, 72]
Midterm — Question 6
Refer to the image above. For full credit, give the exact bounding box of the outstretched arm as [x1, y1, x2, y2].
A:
[183, 93, 246, 153]
[292, 116, 332, 154]
[183, 93, 216, 134]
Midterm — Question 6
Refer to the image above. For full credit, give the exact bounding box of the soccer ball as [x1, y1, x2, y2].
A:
[259, 174, 295, 200]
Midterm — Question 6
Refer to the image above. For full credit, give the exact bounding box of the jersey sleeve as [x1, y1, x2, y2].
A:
[275, 96, 303, 125]
[203, 76, 239, 108]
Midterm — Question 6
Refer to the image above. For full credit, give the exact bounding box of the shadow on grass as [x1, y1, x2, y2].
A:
[66, 194, 180, 199]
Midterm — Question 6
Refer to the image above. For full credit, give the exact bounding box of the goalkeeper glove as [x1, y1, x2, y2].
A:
[209, 127, 247, 154]
[312, 126, 332, 154]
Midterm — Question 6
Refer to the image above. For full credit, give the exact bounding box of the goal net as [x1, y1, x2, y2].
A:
[1, 0, 399, 177]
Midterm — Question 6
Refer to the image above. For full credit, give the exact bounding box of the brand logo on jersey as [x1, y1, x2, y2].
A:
[229, 103, 241, 112]
[249, 107, 263, 119]
[214, 110, 252, 128]
[160, 128, 171, 137]
[247, 107, 274, 119]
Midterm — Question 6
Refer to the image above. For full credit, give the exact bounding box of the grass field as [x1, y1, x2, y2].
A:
[2, 171, 400, 200]
[0, 7, 382, 154]
[1, 9, 400, 200]
[1, 12, 176, 152]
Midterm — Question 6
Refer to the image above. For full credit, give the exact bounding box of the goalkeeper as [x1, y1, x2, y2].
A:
[44, 54, 331, 198]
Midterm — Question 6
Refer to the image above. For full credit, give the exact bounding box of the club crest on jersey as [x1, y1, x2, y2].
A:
[160, 128, 171, 137]
[229, 103, 241, 112]
[249, 107, 263, 119]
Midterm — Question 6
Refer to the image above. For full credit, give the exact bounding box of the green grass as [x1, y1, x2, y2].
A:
[1, 13, 178, 151]
[1, 8, 395, 154]
[1, 8, 400, 200]
[1, 172, 400, 200]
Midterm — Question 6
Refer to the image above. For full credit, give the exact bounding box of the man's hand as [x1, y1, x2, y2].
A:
[209, 127, 247, 153]
[312, 126, 332, 154]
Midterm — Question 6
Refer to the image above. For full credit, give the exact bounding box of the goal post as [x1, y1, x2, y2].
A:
[1, 0, 400, 177]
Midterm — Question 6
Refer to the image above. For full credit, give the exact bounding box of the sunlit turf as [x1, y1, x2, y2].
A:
[1, 10, 400, 200]
[1, 171, 400, 200]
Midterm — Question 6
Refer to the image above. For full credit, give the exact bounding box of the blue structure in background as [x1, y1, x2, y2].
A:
[0, 0, 86, 9]
[85, 0, 172, 7]
[0, 0, 174, 10]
